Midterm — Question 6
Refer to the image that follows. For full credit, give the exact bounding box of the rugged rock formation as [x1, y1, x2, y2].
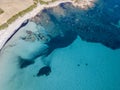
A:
[31, 1, 120, 49]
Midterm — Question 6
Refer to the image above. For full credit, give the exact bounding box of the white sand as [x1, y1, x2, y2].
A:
[0, 0, 73, 50]
[0, 0, 97, 50]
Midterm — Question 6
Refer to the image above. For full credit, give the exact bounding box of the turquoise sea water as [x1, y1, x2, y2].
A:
[0, 0, 120, 90]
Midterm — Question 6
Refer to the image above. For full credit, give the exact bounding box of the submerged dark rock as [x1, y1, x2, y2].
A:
[31, 1, 120, 50]
[37, 66, 51, 77]
[2, 1, 119, 52]
[46, 30, 77, 56]
[1, 0, 120, 72]
[19, 59, 35, 69]
[18, 56, 34, 69]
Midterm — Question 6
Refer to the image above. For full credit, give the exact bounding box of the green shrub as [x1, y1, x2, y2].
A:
[39, 0, 49, 4]
[52, 0, 56, 2]
[0, 8, 4, 15]
[0, 3, 37, 30]
[18, 4, 37, 16]
[7, 14, 19, 24]
[0, 23, 8, 30]
[33, 0, 38, 4]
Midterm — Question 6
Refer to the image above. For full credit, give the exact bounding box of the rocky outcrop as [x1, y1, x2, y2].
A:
[31, 1, 120, 49]
[36, 66, 51, 77]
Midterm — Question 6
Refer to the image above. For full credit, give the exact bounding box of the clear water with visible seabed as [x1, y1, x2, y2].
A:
[0, 0, 120, 90]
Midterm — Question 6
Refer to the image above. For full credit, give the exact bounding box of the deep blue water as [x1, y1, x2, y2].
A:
[0, 0, 120, 90]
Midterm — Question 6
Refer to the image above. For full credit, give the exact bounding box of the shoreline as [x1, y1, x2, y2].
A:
[0, 0, 73, 50]
[0, 0, 96, 50]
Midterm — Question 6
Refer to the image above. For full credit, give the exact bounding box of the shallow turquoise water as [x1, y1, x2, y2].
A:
[1, 36, 120, 90]
[0, 1, 120, 90]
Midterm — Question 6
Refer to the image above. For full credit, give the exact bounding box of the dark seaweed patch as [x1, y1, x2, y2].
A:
[36, 66, 51, 77]
[18, 57, 35, 69]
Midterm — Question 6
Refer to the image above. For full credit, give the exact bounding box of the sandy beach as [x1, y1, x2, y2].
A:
[0, 0, 33, 25]
[0, 0, 73, 50]
[0, 0, 97, 50]
[0, 0, 120, 90]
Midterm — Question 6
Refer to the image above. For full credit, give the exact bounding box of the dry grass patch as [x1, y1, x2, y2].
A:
[0, 0, 34, 25]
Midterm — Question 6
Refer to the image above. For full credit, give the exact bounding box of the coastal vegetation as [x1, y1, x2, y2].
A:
[0, 23, 8, 30]
[39, 0, 57, 5]
[0, 0, 58, 30]
[7, 14, 20, 24]
[0, 8, 4, 15]
[39, 0, 49, 4]
[0, 1, 37, 30]
[18, 4, 37, 17]
[33, 0, 38, 4]
[51, 0, 57, 2]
